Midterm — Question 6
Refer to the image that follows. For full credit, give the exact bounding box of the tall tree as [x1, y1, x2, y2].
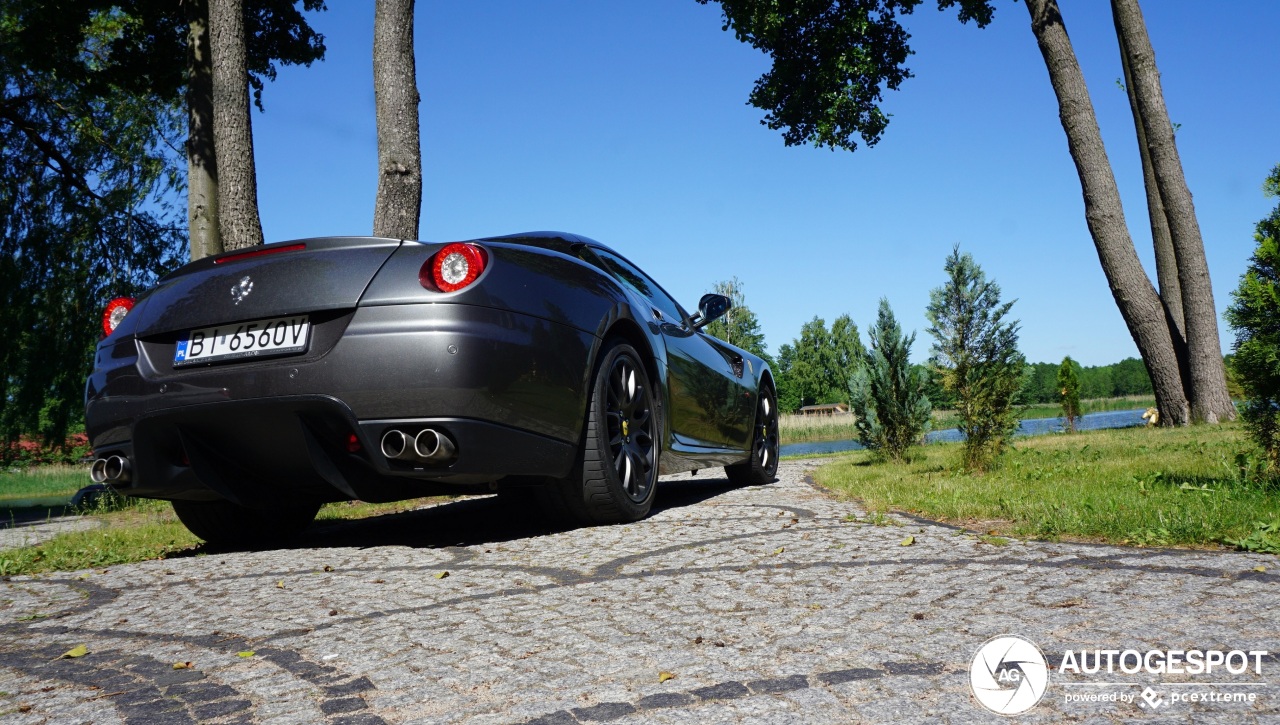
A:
[0, 0, 323, 445]
[185, 0, 221, 260]
[779, 317, 862, 408]
[209, 0, 264, 250]
[926, 247, 1024, 471]
[699, 0, 1230, 426]
[1114, 13, 1180, 343]
[372, 0, 422, 239]
[831, 314, 866, 385]
[1022, 0, 1192, 425]
[704, 277, 770, 360]
[1109, 0, 1232, 424]
[81, 0, 327, 257]
[1, 5, 186, 447]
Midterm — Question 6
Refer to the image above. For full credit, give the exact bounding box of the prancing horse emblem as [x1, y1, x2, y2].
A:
[231, 275, 254, 305]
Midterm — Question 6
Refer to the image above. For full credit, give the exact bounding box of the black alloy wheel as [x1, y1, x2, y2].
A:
[551, 341, 659, 524]
[605, 349, 657, 504]
[726, 383, 780, 486]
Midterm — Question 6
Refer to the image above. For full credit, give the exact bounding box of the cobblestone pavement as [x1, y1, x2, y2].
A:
[1, 459, 1278, 724]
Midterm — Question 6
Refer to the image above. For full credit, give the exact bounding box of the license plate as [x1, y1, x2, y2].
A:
[174, 315, 310, 366]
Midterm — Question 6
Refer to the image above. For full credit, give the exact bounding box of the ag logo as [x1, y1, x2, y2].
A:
[970, 635, 1050, 715]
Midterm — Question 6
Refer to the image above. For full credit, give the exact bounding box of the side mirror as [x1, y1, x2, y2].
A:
[692, 293, 732, 329]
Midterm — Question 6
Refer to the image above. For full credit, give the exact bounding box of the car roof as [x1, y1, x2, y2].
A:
[477, 231, 617, 257]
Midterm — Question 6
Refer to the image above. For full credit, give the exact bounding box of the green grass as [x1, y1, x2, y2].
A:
[0, 496, 456, 576]
[779, 413, 856, 444]
[0, 464, 89, 504]
[813, 421, 1280, 551]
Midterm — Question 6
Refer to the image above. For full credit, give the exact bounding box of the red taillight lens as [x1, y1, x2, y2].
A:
[102, 297, 135, 337]
[420, 243, 487, 292]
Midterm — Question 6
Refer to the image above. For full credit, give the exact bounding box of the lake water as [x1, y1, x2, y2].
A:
[780, 408, 1148, 457]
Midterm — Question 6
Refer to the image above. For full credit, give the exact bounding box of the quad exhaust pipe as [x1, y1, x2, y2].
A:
[379, 428, 457, 464]
[89, 455, 132, 484]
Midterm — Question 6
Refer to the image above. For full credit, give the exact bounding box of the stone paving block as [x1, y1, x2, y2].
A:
[1, 460, 1277, 723]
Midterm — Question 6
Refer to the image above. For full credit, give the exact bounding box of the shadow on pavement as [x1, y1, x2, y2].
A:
[181, 474, 749, 556]
[0, 502, 75, 529]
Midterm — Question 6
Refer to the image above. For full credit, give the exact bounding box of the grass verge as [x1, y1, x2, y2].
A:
[0, 496, 455, 576]
[0, 464, 89, 504]
[812, 421, 1280, 551]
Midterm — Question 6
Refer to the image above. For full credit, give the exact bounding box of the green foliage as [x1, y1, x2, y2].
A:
[1225, 521, 1280, 555]
[773, 315, 865, 412]
[0, 1, 326, 451]
[1225, 163, 1280, 474]
[697, 0, 994, 151]
[848, 299, 932, 461]
[4, 0, 326, 110]
[1, 5, 185, 449]
[926, 246, 1025, 471]
[703, 277, 770, 360]
[1057, 356, 1082, 432]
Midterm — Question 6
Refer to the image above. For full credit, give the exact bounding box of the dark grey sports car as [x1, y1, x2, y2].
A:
[85, 232, 778, 545]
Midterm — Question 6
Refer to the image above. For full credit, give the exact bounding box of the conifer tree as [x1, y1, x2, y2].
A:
[926, 247, 1025, 471]
[849, 299, 932, 461]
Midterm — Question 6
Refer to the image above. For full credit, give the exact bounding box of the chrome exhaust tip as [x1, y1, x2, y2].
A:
[104, 455, 131, 483]
[413, 428, 457, 463]
[380, 429, 415, 461]
[89, 458, 109, 483]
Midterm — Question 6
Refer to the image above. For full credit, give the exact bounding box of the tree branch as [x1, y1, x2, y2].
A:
[0, 105, 103, 201]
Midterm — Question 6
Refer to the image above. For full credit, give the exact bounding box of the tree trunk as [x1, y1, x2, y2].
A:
[1023, 0, 1189, 425]
[1114, 10, 1181, 342]
[1111, 0, 1235, 423]
[372, 0, 422, 240]
[185, 0, 222, 260]
[209, 0, 264, 250]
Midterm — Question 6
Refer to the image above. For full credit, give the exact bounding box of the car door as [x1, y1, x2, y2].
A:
[587, 248, 752, 450]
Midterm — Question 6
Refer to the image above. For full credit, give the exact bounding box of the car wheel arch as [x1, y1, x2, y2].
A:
[599, 319, 662, 393]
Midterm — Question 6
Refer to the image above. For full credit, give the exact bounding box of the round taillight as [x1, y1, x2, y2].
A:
[421, 243, 487, 292]
[102, 297, 135, 337]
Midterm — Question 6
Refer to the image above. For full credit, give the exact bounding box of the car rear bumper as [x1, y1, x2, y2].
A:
[90, 396, 578, 505]
[85, 303, 595, 503]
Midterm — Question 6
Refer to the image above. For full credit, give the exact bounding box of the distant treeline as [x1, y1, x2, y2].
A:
[919, 357, 1152, 411]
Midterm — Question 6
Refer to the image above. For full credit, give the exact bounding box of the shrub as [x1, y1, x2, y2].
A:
[1226, 163, 1280, 475]
[848, 299, 931, 461]
[1058, 356, 1082, 432]
[926, 246, 1025, 472]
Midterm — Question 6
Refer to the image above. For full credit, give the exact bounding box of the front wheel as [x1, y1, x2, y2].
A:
[725, 383, 780, 486]
[551, 341, 659, 524]
[171, 499, 320, 547]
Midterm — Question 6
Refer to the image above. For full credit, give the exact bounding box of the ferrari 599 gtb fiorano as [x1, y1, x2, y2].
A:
[85, 232, 778, 545]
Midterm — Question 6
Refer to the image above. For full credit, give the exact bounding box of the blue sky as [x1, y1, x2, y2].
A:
[249, 1, 1280, 367]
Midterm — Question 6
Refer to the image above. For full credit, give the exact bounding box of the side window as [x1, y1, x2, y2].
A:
[590, 248, 687, 324]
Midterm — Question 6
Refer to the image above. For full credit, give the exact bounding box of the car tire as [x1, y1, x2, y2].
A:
[171, 499, 320, 547]
[725, 383, 780, 486]
[552, 341, 660, 524]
